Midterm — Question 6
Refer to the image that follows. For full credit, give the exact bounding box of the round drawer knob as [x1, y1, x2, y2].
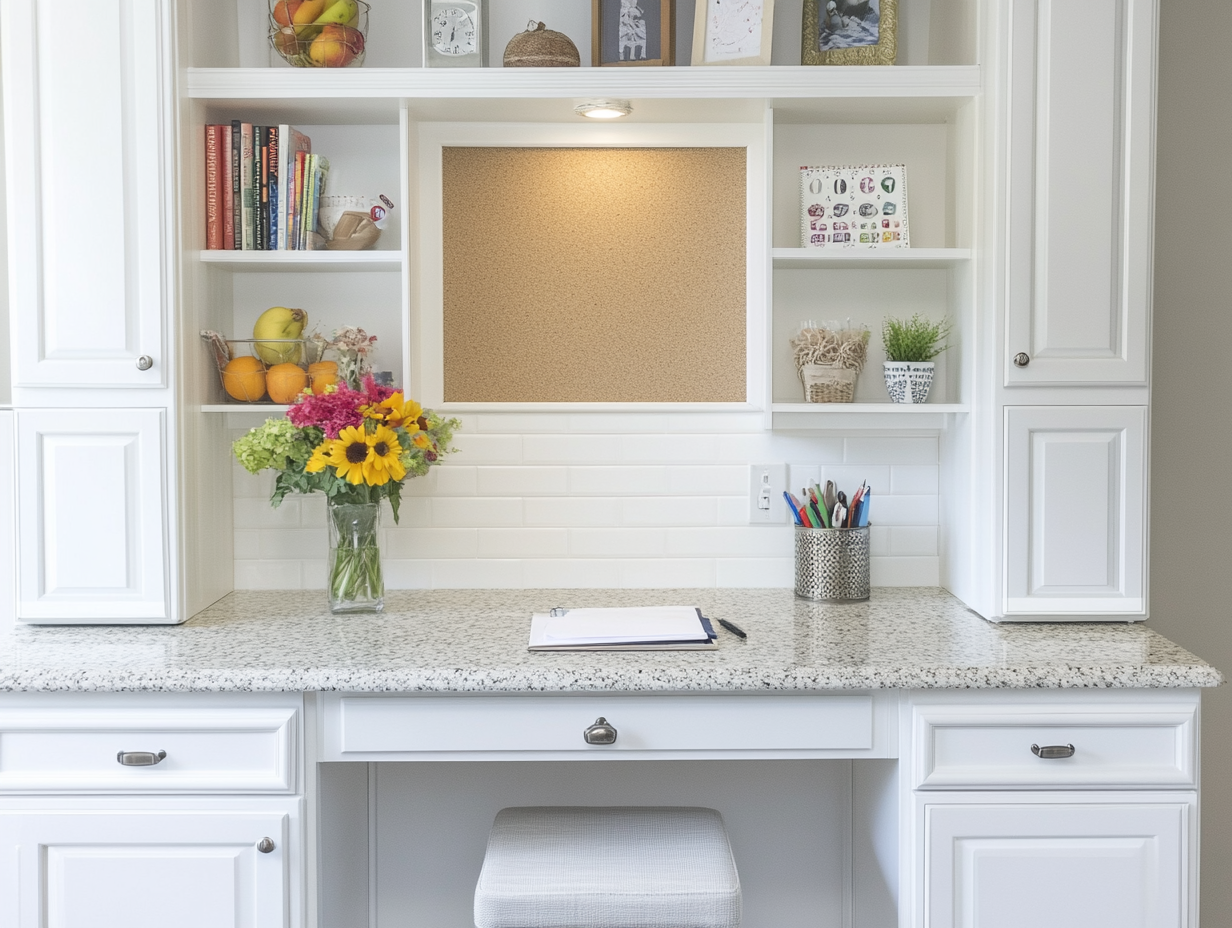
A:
[257, 837, 276, 854]
[1031, 743, 1075, 759]
[1012, 352, 1030, 368]
[116, 750, 166, 766]
[583, 717, 617, 745]
[136, 355, 154, 371]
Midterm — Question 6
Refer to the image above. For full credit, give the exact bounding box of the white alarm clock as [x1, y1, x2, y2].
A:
[424, 0, 488, 67]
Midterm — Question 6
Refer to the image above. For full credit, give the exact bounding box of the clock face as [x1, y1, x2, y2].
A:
[431, 7, 477, 56]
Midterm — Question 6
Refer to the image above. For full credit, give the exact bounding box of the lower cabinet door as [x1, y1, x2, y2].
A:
[0, 810, 287, 928]
[925, 800, 1189, 928]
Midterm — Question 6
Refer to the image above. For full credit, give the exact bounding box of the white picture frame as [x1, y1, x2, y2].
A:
[691, 0, 775, 66]
[800, 164, 909, 249]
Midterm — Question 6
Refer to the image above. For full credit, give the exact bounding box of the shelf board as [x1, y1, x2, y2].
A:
[187, 66, 981, 123]
[771, 402, 969, 429]
[202, 404, 290, 414]
[772, 247, 971, 269]
[199, 250, 402, 271]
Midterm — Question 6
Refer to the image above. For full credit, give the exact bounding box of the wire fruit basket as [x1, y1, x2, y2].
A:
[202, 336, 332, 405]
[269, 0, 368, 68]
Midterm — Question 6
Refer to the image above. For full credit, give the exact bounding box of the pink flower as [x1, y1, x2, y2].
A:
[286, 384, 367, 438]
[361, 374, 397, 405]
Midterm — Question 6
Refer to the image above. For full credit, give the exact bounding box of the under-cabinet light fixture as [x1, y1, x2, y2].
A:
[574, 99, 633, 119]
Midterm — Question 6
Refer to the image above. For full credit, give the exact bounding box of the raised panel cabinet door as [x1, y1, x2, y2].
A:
[1, 0, 170, 389]
[1004, 406, 1146, 618]
[0, 810, 288, 928]
[925, 801, 1189, 928]
[1004, 0, 1156, 384]
[15, 408, 170, 623]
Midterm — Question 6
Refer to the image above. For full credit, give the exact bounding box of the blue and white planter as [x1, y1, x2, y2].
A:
[883, 361, 935, 404]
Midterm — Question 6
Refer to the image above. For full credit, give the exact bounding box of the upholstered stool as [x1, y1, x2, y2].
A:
[474, 806, 742, 928]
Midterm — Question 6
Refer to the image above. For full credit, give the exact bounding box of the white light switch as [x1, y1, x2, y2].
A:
[749, 464, 787, 524]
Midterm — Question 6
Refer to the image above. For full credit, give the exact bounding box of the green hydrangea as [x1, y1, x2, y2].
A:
[233, 418, 318, 475]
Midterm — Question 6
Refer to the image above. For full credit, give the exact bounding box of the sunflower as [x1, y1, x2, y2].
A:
[364, 392, 424, 432]
[412, 431, 433, 451]
[327, 425, 373, 484]
[304, 442, 331, 474]
[362, 425, 406, 486]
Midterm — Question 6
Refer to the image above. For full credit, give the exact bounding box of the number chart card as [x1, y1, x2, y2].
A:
[800, 164, 909, 249]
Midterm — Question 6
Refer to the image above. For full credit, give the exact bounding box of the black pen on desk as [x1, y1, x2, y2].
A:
[717, 618, 747, 639]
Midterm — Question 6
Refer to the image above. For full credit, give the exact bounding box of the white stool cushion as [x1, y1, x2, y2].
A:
[474, 806, 741, 928]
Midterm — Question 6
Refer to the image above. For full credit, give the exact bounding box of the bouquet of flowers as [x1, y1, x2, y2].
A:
[233, 375, 459, 612]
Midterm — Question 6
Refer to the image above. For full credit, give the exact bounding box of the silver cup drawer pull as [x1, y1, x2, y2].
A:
[583, 717, 617, 745]
[1031, 743, 1075, 760]
[117, 750, 167, 766]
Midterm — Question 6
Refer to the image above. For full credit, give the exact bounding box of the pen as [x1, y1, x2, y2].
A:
[717, 618, 747, 639]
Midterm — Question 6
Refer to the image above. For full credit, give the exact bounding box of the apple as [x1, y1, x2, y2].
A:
[272, 24, 301, 59]
[308, 24, 363, 67]
[272, 0, 303, 27]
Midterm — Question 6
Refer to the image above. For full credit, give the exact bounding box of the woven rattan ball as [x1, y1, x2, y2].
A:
[503, 21, 580, 67]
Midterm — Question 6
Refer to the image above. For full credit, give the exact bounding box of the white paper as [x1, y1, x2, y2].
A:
[528, 606, 711, 649]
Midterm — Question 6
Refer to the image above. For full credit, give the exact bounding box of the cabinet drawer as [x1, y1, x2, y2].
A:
[912, 704, 1196, 789]
[0, 708, 298, 792]
[324, 694, 881, 760]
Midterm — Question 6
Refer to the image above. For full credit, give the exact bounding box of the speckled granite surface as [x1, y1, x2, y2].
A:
[0, 588, 1219, 693]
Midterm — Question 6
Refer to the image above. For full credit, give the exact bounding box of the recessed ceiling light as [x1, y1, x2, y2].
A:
[574, 99, 633, 119]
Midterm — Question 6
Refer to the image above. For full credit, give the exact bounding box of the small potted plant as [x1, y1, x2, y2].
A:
[881, 314, 952, 404]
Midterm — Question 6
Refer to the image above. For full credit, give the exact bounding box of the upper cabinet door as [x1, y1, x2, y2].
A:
[1, 0, 170, 389]
[1004, 0, 1156, 385]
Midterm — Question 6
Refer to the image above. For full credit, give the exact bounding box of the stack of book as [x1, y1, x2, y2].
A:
[204, 123, 330, 251]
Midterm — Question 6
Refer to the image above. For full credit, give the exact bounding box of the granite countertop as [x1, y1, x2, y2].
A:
[0, 588, 1220, 693]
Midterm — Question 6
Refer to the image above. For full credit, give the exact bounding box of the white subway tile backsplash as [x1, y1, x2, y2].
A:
[569, 528, 668, 558]
[235, 423, 943, 591]
[619, 559, 717, 588]
[715, 557, 795, 587]
[477, 529, 569, 559]
[476, 466, 568, 496]
[622, 497, 718, 526]
[844, 436, 939, 464]
[890, 465, 940, 495]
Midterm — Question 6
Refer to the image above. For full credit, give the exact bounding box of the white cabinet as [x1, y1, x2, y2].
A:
[0, 809, 289, 928]
[14, 408, 169, 623]
[924, 799, 1190, 928]
[0, 0, 171, 390]
[1003, 0, 1156, 385]
[1004, 406, 1146, 618]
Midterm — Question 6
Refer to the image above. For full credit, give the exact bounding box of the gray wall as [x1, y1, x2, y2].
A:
[1150, 0, 1232, 920]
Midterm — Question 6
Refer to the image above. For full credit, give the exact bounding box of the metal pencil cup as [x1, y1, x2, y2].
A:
[794, 525, 871, 602]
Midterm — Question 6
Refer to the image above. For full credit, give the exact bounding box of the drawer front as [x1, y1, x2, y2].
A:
[325, 694, 880, 759]
[0, 708, 298, 792]
[913, 705, 1196, 789]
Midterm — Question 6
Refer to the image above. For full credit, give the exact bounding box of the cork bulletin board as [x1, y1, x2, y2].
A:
[441, 147, 747, 403]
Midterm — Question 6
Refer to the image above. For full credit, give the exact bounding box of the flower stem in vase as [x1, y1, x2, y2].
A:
[327, 500, 384, 613]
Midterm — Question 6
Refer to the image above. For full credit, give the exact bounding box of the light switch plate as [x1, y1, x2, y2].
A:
[749, 463, 787, 524]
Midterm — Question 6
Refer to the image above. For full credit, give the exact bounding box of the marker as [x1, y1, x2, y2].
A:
[717, 618, 747, 639]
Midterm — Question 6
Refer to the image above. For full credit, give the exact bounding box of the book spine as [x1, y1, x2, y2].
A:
[310, 157, 329, 251]
[268, 126, 280, 251]
[231, 120, 242, 250]
[302, 154, 316, 251]
[256, 127, 268, 251]
[222, 124, 235, 250]
[290, 150, 306, 250]
[276, 124, 290, 250]
[249, 124, 260, 249]
[240, 122, 254, 250]
[205, 125, 221, 250]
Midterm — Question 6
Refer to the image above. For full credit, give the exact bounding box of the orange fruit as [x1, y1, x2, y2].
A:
[267, 363, 309, 404]
[222, 356, 266, 402]
[308, 360, 339, 395]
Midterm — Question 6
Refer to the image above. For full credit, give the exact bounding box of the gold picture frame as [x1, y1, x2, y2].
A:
[801, 0, 897, 66]
[593, 0, 675, 67]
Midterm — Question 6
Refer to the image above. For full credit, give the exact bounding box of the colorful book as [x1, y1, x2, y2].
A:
[256, 126, 268, 251]
[230, 120, 242, 250]
[290, 149, 308, 250]
[305, 156, 330, 250]
[267, 127, 280, 251]
[239, 122, 254, 250]
[205, 125, 222, 250]
[221, 123, 235, 250]
[276, 126, 310, 249]
[301, 154, 316, 250]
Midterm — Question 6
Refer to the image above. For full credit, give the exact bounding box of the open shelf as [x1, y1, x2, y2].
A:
[202, 404, 290, 414]
[200, 250, 403, 271]
[771, 403, 969, 430]
[772, 247, 971, 269]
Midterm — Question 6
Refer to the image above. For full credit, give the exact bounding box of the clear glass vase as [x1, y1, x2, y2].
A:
[327, 500, 384, 614]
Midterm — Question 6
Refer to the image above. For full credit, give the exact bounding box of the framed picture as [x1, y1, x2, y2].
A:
[593, 0, 675, 67]
[691, 0, 775, 67]
[801, 0, 897, 65]
[800, 164, 909, 249]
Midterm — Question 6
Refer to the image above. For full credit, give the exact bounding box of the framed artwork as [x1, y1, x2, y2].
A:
[691, 0, 775, 67]
[593, 0, 675, 67]
[801, 0, 897, 65]
[800, 165, 909, 249]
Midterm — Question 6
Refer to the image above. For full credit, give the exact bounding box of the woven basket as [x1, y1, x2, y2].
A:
[503, 21, 580, 67]
[801, 363, 858, 403]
